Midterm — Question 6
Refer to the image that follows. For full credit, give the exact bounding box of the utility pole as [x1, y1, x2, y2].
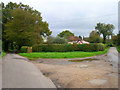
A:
[36, 21, 39, 52]
[37, 22, 39, 52]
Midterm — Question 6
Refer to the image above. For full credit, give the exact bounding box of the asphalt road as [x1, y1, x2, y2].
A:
[2, 54, 56, 88]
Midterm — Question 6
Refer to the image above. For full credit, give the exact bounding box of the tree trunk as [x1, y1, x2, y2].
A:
[3, 41, 9, 51]
[18, 46, 22, 50]
[103, 35, 106, 44]
[10, 42, 14, 50]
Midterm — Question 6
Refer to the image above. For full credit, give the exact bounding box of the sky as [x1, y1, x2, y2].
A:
[3, 0, 119, 37]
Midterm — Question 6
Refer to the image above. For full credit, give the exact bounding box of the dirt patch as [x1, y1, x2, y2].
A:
[69, 58, 100, 62]
[88, 79, 107, 85]
[32, 54, 118, 88]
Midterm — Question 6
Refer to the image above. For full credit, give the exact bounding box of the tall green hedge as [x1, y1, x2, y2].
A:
[117, 46, 120, 53]
[20, 46, 28, 53]
[32, 43, 105, 52]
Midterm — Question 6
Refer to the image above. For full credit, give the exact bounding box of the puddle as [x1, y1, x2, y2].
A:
[107, 73, 116, 77]
[88, 79, 107, 85]
[35, 58, 100, 65]
[76, 65, 88, 68]
[40, 60, 75, 65]
[69, 58, 100, 62]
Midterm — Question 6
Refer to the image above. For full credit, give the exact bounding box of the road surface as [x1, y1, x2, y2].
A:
[107, 47, 118, 68]
[2, 54, 56, 88]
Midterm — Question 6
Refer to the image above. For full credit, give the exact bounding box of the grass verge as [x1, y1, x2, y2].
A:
[19, 47, 110, 59]
[0, 52, 6, 57]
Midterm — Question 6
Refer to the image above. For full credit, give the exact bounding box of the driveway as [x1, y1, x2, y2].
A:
[2, 54, 56, 88]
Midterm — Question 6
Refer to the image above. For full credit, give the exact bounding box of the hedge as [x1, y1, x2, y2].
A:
[31, 43, 105, 52]
[20, 46, 28, 53]
[117, 46, 120, 53]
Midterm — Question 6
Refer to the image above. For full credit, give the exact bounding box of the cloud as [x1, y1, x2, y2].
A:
[3, 0, 119, 36]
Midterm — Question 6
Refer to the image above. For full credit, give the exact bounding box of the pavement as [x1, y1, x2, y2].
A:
[2, 54, 56, 88]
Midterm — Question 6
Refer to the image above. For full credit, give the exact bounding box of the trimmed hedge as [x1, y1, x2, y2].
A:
[20, 46, 28, 53]
[117, 46, 120, 53]
[32, 43, 105, 52]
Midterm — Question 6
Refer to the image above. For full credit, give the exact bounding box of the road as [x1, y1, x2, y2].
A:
[107, 47, 118, 68]
[2, 54, 56, 88]
[1, 47, 119, 88]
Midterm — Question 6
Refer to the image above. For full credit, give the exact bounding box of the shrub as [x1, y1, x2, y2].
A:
[53, 37, 68, 44]
[98, 43, 105, 51]
[32, 43, 105, 52]
[106, 42, 114, 47]
[20, 46, 28, 53]
[117, 46, 120, 53]
[32, 44, 43, 52]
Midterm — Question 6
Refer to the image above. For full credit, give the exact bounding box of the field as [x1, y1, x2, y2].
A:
[19, 47, 109, 59]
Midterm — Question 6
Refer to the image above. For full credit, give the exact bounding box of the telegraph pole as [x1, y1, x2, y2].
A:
[37, 22, 39, 52]
[36, 21, 39, 52]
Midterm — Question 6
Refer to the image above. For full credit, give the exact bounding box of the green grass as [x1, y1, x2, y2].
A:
[19, 47, 110, 59]
[0, 52, 6, 57]
[117, 46, 120, 53]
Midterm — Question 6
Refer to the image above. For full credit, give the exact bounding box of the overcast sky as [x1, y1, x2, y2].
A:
[3, 0, 119, 37]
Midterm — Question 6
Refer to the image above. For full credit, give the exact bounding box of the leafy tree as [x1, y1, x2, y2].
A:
[118, 34, 120, 45]
[53, 37, 68, 44]
[95, 23, 115, 44]
[47, 36, 54, 44]
[2, 2, 52, 50]
[111, 35, 118, 45]
[5, 9, 38, 49]
[89, 30, 101, 43]
[79, 35, 82, 40]
[58, 30, 74, 39]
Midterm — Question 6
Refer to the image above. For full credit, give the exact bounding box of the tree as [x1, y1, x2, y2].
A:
[47, 36, 54, 44]
[89, 30, 101, 43]
[5, 8, 51, 50]
[95, 23, 115, 44]
[111, 35, 118, 45]
[58, 30, 74, 40]
[118, 34, 120, 45]
[53, 37, 68, 44]
[2, 2, 52, 50]
[79, 35, 82, 40]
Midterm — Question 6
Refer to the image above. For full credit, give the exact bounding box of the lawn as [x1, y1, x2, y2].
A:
[0, 52, 6, 57]
[19, 47, 109, 59]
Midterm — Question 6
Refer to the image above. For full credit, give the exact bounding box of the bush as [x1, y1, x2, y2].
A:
[20, 46, 28, 53]
[117, 46, 120, 53]
[106, 42, 114, 47]
[98, 43, 105, 51]
[32, 44, 43, 52]
[53, 37, 68, 44]
[32, 43, 105, 52]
